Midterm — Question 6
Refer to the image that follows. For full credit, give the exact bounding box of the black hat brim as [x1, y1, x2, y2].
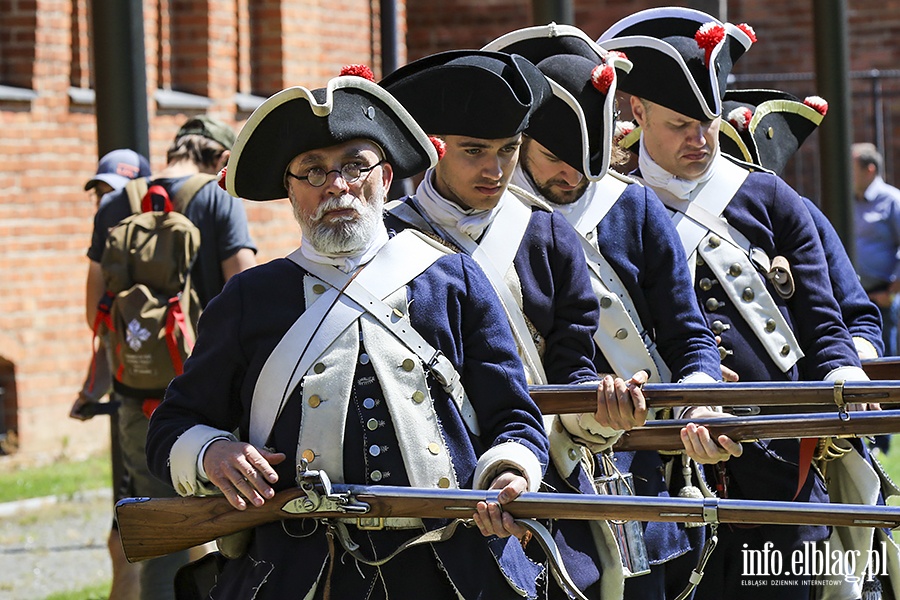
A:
[226, 77, 436, 201]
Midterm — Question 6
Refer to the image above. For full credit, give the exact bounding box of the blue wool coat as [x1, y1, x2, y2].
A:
[385, 197, 601, 386]
[802, 197, 884, 358]
[145, 250, 550, 600]
[386, 196, 611, 597]
[587, 181, 722, 598]
[640, 165, 866, 599]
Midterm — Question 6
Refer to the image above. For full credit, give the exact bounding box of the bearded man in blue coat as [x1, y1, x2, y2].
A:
[145, 74, 550, 600]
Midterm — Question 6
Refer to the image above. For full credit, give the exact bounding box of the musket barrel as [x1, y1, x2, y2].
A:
[529, 381, 900, 415]
[613, 408, 900, 452]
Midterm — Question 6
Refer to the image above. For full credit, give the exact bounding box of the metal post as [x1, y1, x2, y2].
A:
[812, 0, 854, 259]
[380, 0, 399, 76]
[90, 0, 150, 159]
[531, 0, 574, 25]
[871, 70, 886, 157]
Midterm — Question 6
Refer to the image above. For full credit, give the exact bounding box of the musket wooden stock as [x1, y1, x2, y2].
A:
[116, 485, 900, 563]
[863, 358, 900, 381]
[529, 380, 900, 415]
[613, 408, 900, 452]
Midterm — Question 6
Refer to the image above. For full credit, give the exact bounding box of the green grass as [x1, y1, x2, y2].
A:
[42, 582, 110, 600]
[0, 454, 112, 503]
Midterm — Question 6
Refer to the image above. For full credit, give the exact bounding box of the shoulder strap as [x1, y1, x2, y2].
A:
[171, 173, 217, 213]
[124, 178, 149, 215]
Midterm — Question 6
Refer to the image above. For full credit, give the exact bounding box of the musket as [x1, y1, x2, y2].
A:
[612, 408, 900, 452]
[863, 358, 900, 381]
[529, 380, 900, 415]
[116, 466, 900, 562]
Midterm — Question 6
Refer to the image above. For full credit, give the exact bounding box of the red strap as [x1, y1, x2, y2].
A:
[142, 399, 162, 419]
[88, 292, 115, 393]
[793, 437, 818, 501]
[142, 184, 174, 213]
[164, 297, 194, 376]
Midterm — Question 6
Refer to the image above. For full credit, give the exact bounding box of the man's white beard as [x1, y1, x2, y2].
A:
[295, 187, 385, 256]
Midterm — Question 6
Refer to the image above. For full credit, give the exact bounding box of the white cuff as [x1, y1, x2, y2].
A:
[825, 365, 870, 383]
[679, 371, 718, 384]
[170, 425, 237, 496]
[473, 441, 543, 493]
[854, 337, 880, 361]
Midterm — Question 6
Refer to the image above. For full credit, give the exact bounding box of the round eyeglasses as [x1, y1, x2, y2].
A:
[286, 160, 384, 188]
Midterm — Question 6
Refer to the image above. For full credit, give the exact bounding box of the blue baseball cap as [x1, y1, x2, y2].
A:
[84, 149, 151, 191]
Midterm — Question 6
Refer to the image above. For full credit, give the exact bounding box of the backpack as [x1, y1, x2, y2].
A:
[94, 174, 216, 399]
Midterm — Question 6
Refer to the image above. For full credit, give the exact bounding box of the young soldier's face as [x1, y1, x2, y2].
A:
[520, 137, 589, 205]
[285, 139, 392, 254]
[432, 134, 521, 210]
[631, 97, 720, 181]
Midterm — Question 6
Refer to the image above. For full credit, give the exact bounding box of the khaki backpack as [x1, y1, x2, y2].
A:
[95, 174, 216, 399]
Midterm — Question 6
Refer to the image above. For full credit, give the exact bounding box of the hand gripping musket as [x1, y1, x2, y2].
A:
[529, 380, 900, 415]
[611, 408, 900, 452]
[115, 464, 900, 563]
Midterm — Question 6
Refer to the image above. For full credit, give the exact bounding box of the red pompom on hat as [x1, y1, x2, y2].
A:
[695, 22, 725, 66]
[217, 166, 228, 190]
[727, 106, 753, 131]
[613, 120, 636, 147]
[429, 136, 446, 160]
[804, 95, 828, 116]
[736, 23, 757, 43]
[340, 64, 375, 82]
[591, 65, 615, 94]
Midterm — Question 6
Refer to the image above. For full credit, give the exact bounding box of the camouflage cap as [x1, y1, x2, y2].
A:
[176, 115, 237, 150]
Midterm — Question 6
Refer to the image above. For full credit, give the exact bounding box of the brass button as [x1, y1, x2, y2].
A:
[780, 344, 791, 356]
[401, 358, 415, 371]
[308, 394, 321, 408]
[370, 470, 383, 482]
[718, 346, 733, 360]
[567, 448, 579, 461]
[438, 477, 451, 488]
[711, 320, 726, 335]
[368, 444, 381, 457]
[366, 418, 379, 431]
[615, 328, 628, 340]
[600, 296, 613, 309]
[699, 277, 714, 291]
[696, 255, 705, 266]
[314, 362, 326, 374]
[392, 308, 404, 318]
[301, 449, 316, 463]
[707, 235, 721, 248]
[412, 390, 426, 403]
[427, 442, 441, 455]
[767, 126, 775, 139]
[312, 283, 326, 294]
[705, 298, 721, 312]
[765, 319, 777, 333]
[363, 397, 376, 409]
[728, 263, 742, 277]
[742, 287, 755, 302]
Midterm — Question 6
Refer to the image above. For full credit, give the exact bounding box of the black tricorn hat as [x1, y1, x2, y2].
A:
[483, 23, 632, 181]
[379, 50, 551, 139]
[225, 76, 437, 201]
[597, 7, 755, 121]
[719, 89, 827, 175]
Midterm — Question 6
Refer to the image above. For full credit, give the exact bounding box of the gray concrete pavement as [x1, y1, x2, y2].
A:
[0, 490, 113, 599]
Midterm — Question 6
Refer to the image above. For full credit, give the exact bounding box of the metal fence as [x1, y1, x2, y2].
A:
[731, 69, 900, 204]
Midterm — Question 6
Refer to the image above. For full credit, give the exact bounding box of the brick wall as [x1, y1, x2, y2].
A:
[0, 0, 390, 461]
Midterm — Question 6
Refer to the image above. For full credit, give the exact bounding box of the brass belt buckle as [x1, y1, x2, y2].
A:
[356, 517, 385, 530]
